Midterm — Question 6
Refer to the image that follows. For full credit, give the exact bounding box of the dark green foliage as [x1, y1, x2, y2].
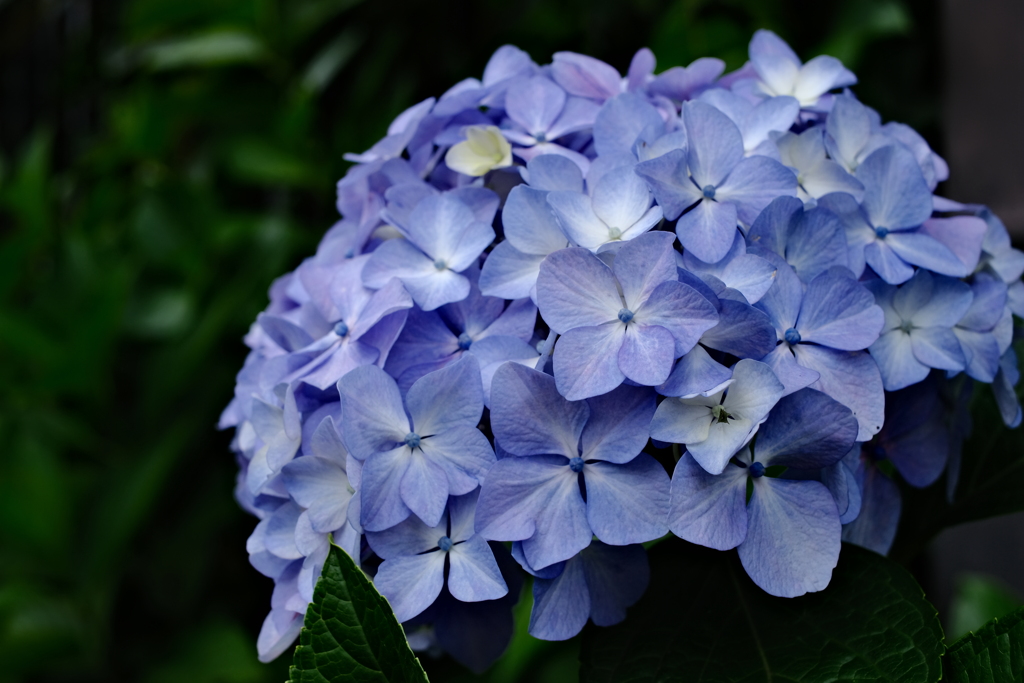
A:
[289, 546, 428, 683]
[579, 540, 944, 683]
[946, 606, 1024, 683]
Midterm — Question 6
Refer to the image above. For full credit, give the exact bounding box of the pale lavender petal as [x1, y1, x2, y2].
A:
[675, 199, 739, 264]
[612, 231, 678, 310]
[581, 384, 657, 464]
[864, 240, 914, 285]
[489, 362, 589, 458]
[360, 446, 412, 532]
[281, 455, 353, 533]
[749, 30, 800, 97]
[797, 268, 884, 350]
[794, 55, 856, 103]
[584, 456, 670, 545]
[338, 365, 409, 459]
[857, 146, 932, 231]
[885, 232, 972, 278]
[669, 454, 748, 550]
[257, 609, 304, 663]
[374, 552, 446, 622]
[553, 323, 627, 400]
[400, 450, 449, 528]
[634, 149, 704, 221]
[715, 155, 798, 225]
[917, 216, 986, 275]
[593, 93, 664, 157]
[738, 478, 841, 597]
[756, 389, 858, 469]
[365, 511, 446, 560]
[448, 536, 508, 602]
[479, 242, 546, 300]
[400, 269, 472, 312]
[658, 345, 733, 398]
[762, 344, 820, 396]
[551, 52, 621, 101]
[506, 76, 567, 137]
[793, 344, 885, 441]
[420, 427, 496, 495]
[536, 248, 621, 331]
[529, 555, 589, 641]
[619, 324, 676, 386]
[870, 330, 929, 391]
[525, 153, 585, 192]
[910, 327, 966, 371]
[591, 166, 656, 238]
[683, 100, 744, 188]
[407, 355, 484, 435]
[649, 397, 712, 446]
[635, 281, 720, 356]
[502, 185, 570, 256]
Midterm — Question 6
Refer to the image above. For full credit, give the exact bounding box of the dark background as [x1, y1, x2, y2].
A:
[0, 0, 1020, 681]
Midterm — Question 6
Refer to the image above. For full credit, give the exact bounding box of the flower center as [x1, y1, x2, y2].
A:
[437, 535, 453, 552]
[875, 226, 889, 239]
[784, 327, 801, 344]
[711, 404, 733, 424]
[748, 461, 765, 478]
[433, 258, 448, 271]
[608, 227, 623, 240]
[457, 332, 473, 350]
[899, 320, 915, 334]
[404, 432, 422, 449]
[618, 308, 635, 324]
[333, 321, 349, 337]
[702, 185, 716, 199]
[569, 456, 585, 473]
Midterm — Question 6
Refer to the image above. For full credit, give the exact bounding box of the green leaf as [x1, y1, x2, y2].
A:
[949, 574, 1023, 642]
[289, 544, 429, 683]
[142, 30, 267, 70]
[579, 540, 944, 683]
[946, 605, 1024, 683]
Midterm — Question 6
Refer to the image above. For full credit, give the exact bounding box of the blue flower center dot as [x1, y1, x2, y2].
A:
[433, 258, 447, 271]
[344, 248, 355, 259]
[569, 457, 585, 473]
[334, 321, 350, 337]
[784, 328, 801, 344]
[534, 132, 547, 143]
[748, 461, 766, 478]
[702, 185, 716, 199]
[618, 308, 634, 324]
[437, 536, 453, 552]
[457, 332, 473, 350]
[875, 226, 890, 239]
[404, 432, 421, 449]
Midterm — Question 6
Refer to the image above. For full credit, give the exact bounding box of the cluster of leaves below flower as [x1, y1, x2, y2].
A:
[221, 28, 1024, 673]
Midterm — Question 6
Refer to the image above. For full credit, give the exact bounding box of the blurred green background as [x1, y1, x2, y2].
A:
[0, 0, 1003, 681]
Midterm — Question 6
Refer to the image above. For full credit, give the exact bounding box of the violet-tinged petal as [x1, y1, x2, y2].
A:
[546, 190, 611, 249]
[762, 344, 821, 396]
[748, 30, 801, 97]
[591, 166, 657, 238]
[675, 198, 740, 264]
[362, 236, 437, 287]
[994, 350, 1022, 428]
[400, 450, 449, 528]
[529, 555, 590, 641]
[360, 446, 412, 532]
[525, 154, 585, 192]
[479, 242, 546, 300]
[701, 299, 778, 359]
[281, 456, 353, 533]
[756, 389, 858, 469]
[956, 327, 1001, 382]
[419, 427, 495, 495]
[885, 232, 973, 279]
[584, 455, 670, 545]
[864, 241, 915, 285]
[537, 248, 622, 332]
[658, 345, 733, 398]
[715, 155, 798, 225]
[918, 216, 986, 275]
[668, 454, 748, 550]
[581, 384, 657, 464]
[635, 281, 720, 356]
[338, 364, 409, 459]
[870, 331, 929, 391]
[794, 55, 855, 103]
[649, 396, 713, 446]
[720, 254, 778, 304]
[506, 76, 567, 137]
[448, 536, 508, 602]
[593, 93, 665, 157]
[752, 254, 802, 332]
[857, 146, 932, 231]
[738, 478, 840, 597]
[634, 151, 704, 224]
[793, 344, 885, 441]
[612, 231, 678, 310]
[502, 185, 570, 256]
[684, 100, 744, 188]
[257, 609, 304, 663]
[489, 362, 589, 458]
[407, 355, 484, 435]
[374, 552, 446, 622]
[365, 510, 445, 560]
[797, 268, 884, 350]
[743, 96, 800, 151]
[264, 501, 303, 560]
[824, 459, 862, 524]
[619, 324, 676, 386]
[553, 323, 628, 400]
[551, 52, 621, 101]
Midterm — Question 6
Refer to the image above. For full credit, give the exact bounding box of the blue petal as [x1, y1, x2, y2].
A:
[842, 459, 901, 556]
[502, 185, 571, 256]
[553, 323, 627, 400]
[400, 450, 449, 528]
[793, 344, 885, 441]
[797, 267, 884, 350]
[658, 344, 733, 398]
[683, 100, 744, 188]
[715, 155, 798, 225]
[857, 146, 932, 231]
[611, 231, 678, 311]
[338, 364, 409, 460]
[701, 298, 778, 359]
[505, 76, 566, 137]
[738, 478, 841, 597]
[478, 241, 546, 301]
[489, 362, 589, 458]
[529, 554, 590, 640]
[373, 552, 446, 622]
[475, 455, 591, 570]
[870, 330, 929, 391]
[281, 455, 353, 533]
[669, 454, 748, 550]
[635, 281, 720, 356]
[593, 92, 665, 157]
[581, 542, 651, 627]
[360, 446, 413, 532]
[634, 149, 703, 220]
[366, 509, 446, 560]
[419, 427, 496, 495]
[584, 455, 670, 545]
[755, 389, 858, 469]
[406, 355, 484, 435]
[256, 609, 304, 663]
[581, 384, 657, 464]
[536, 248, 621, 332]
[675, 199, 740, 264]
[619, 324, 676, 386]
[448, 536, 509, 602]
[886, 231, 973, 278]
[525, 154, 585, 192]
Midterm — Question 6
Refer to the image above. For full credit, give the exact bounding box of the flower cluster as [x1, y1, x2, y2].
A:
[221, 30, 1024, 670]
